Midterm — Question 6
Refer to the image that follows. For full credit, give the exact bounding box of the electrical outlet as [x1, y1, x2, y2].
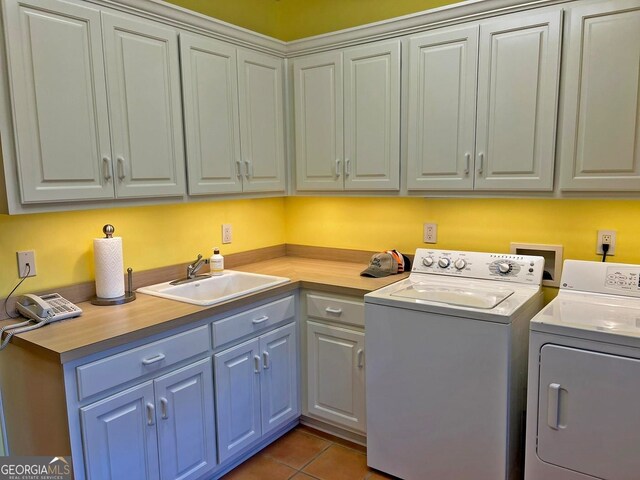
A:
[424, 223, 437, 244]
[16, 250, 36, 277]
[222, 224, 232, 244]
[596, 230, 616, 255]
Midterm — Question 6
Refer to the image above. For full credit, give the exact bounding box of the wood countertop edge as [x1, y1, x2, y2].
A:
[4, 255, 409, 363]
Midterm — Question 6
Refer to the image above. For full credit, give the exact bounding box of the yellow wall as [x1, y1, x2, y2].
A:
[0, 198, 285, 294]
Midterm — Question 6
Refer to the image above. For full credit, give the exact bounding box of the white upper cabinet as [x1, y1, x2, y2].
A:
[294, 40, 401, 191]
[407, 25, 479, 191]
[180, 34, 242, 195]
[102, 12, 185, 198]
[237, 50, 287, 193]
[559, 0, 640, 191]
[3, 0, 186, 203]
[407, 10, 562, 192]
[3, 0, 113, 202]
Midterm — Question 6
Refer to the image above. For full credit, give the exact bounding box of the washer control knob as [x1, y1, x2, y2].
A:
[454, 258, 467, 270]
[498, 262, 511, 274]
[422, 256, 434, 267]
[438, 257, 451, 268]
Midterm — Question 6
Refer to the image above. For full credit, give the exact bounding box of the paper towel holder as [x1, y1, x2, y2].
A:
[91, 267, 136, 306]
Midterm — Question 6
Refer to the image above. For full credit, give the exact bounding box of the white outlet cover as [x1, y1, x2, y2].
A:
[222, 224, 232, 244]
[423, 223, 437, 244]
[596, 230, 616, 255]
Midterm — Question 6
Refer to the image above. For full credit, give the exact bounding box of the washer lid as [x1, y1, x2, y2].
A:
[391, 284, 514, 309]
[531, 291, 640, 346]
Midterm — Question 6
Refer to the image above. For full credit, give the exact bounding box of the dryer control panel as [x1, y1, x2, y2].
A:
[561, 260, 640, 297]
[412, 249, 545, 285]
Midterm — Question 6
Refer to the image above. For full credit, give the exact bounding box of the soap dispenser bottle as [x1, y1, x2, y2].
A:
[210, 248, 224, 275]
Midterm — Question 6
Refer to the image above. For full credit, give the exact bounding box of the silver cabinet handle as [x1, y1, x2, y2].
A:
[464, 153, 470, 175]
[236, 160, 242, 178]
[160, 397, 169, 420]
[141, 353, 165, 366]
[254, 355, 261, 374]
[547, 383, 561, 429]
[477, 152, 484, 175]
[325, 307, 343, 315]
[244, 160, 252, 178]
[263, 351, 270, 369]
[357, 349, 364, 369]
[345, 158, 351, 176]
[117, 156, 126, 180]
[252, 315, 269, 325]
[103, 157, 112, 181]
[335, 158, 342, 177]
[146, 402, 155, 426]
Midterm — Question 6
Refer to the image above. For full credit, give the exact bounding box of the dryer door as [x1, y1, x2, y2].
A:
[537, 345, 640, 480]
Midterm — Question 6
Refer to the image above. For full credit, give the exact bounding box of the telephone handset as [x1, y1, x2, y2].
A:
[16, 293, 82, 322]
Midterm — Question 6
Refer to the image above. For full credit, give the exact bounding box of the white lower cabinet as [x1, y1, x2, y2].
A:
[303, 292, 366, 434]
[215, 322, 298, 463]
[81, 357, 216, 480]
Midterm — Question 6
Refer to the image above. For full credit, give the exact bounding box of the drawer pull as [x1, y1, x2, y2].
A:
[357, 349, 364, 369]
[160, 397, 169, 420]
[252, 315, 269, 325]
[547, 383, 561, 429]
[146, 402, 155, 426]
[141, 353, 166, 366]
[117, 156, 126, 180]
[254, 355, 261, 373]
[325, 307, 343, 315]
[103, 156, 112, 181]
[263, 351, 270, 369]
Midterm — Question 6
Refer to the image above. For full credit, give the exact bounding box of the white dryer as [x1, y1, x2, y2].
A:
[525, 260, 640, 480]
[365, 249, 545, 480]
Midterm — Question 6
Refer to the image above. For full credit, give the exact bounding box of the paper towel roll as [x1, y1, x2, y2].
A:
[94, 237, 125, 299]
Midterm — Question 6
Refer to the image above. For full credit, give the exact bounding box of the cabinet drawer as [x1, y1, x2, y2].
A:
[212, 296, 295, 348]
[306, 293, 364, 327]
[76, 325, 210, 400]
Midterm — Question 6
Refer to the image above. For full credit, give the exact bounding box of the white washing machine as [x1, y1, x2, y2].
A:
[365, 249, 545, 480]
[525, 260, 640, 480]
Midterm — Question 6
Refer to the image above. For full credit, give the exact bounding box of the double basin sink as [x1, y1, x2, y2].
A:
[137, 270, 290, 306]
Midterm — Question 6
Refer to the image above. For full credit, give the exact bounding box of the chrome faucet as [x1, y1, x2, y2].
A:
[170, 254, 210, 285]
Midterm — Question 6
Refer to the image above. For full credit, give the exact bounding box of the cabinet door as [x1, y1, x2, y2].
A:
[237, 50, 286, 193]
[155, 358, 216, 480]
[306, 321, 366, 433]
[102, 12, 186, 198]
[214, 338, 261, 463]
[81, 381, 159, 480]
[4, 0, 114, 202]
[475, 10, 561, 191]
[559, 0, 640, 191]
[406, 25, 478, 191]
[180, 33, 242, 195]
[259, 323, 299, 436]
[293, 51, 344, 191]
[343, 41, 400, 191]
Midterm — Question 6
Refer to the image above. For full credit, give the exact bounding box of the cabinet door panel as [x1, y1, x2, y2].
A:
[180, 33, 242, 195]
[294, 51, 344, 191]
[307, 321, 365, 432]
[81, 382, 159, 480]
[260, 323, 299, 436]
[559, 0, 640, 190]
[406, 26, 478, 190]
[237, 50, 286, 193]
[343, 41, 400, 191]
[155, 358, 216, 480]
[214, 338, 261, 462]
[475, 10, 561, 191]
[4, 0, 113, 202]
[102, 12, 185, 198]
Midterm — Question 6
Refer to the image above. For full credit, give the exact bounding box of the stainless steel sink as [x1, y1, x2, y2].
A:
[137, 270, 290, 306]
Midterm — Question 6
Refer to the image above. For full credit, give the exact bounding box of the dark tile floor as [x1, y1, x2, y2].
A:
[221, 425, 394, 480]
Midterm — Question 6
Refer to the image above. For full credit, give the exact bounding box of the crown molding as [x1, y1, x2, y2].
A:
[285, 0, 568, 56]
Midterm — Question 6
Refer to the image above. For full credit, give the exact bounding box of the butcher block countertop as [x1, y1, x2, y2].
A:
[3, 256, 408, 363]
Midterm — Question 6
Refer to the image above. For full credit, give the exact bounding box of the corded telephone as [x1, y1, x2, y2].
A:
[16, 293, 82, 322]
